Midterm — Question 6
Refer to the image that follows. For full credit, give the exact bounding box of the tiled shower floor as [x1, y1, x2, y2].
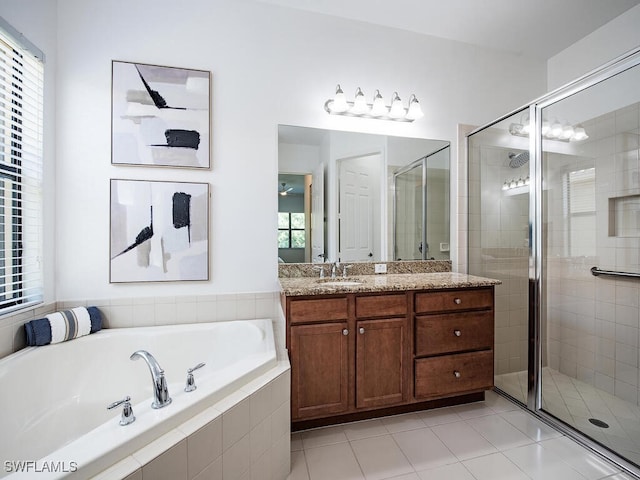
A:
[496, 368, 640, 467]
[287, 389, 635, 480]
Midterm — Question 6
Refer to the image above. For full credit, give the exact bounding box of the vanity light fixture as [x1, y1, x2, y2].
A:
[509, 113, 588, 142]
[324, 85, 424, 122]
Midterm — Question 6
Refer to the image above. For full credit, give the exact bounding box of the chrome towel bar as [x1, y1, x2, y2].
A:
[590, 266, 640, 279]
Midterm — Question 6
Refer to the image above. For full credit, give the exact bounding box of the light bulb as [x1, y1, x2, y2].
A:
[370, 90, 387, 117]
[329, 84, 348, 113]
[389, 92, 406, 119]
[351, 87, 369, 114]
[406, 94, 424, 120]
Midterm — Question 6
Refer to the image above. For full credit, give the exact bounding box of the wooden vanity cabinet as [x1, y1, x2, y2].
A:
[355, 294, 410, 409]
[414, 288, 494, 400]
[284, 285, 495, 427]
[286, 293, 409, 421]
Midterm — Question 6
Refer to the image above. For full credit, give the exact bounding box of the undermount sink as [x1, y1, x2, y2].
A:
[317, 278, 363, 286]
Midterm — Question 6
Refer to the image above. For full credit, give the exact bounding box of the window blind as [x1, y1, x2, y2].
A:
[0, 24, 44, 314]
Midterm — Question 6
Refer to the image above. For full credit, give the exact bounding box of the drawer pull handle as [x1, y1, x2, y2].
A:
[453, 371, 461, 378]
[454, 330, 462, 337]
[454, 298, 462, 305]
[342, 328, 349, 336]
[359, 327, 365, 334]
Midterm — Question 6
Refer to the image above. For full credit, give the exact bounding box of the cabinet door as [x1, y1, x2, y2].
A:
[290, 322, 349, 420]
[356, 317, 409, 409]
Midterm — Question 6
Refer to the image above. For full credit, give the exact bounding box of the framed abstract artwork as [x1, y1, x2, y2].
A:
[110, 179, 209, 283]
[111, 60, 211, 168]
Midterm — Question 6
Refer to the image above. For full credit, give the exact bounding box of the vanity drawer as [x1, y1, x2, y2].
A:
[288, 297, 348, 324]
[415, 288, 492, 314]
[414, 350, 493, 399]
[415, 311, 493, 356]
[356, 293, 407, 318]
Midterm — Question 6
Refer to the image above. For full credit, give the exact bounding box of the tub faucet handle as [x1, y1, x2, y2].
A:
[185, 362, 206, 392]
[107, 396, 136, 426]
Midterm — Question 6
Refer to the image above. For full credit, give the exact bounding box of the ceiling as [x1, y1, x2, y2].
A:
[256, 0, 640, 59]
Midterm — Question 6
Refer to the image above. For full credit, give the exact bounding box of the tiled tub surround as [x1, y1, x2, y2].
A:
[0, 319, 291, 480]
[0, 292, 285, 360]
[0, 293, 291, 480]
[96, 363, 291, 480]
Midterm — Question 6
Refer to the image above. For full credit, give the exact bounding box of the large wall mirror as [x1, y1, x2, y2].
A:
[278, 125, 450, 264]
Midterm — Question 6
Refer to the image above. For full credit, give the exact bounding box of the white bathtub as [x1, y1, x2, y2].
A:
[0, 319, 278, 479]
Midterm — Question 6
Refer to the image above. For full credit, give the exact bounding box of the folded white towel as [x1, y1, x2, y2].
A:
[47, 307, 92, 344]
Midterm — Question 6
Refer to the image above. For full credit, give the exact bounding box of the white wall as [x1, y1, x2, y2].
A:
[28, 0, 546, 301]
[547, 4, 640, 91]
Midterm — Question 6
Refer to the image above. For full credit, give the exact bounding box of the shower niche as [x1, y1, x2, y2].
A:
[609, 194, 640, 237]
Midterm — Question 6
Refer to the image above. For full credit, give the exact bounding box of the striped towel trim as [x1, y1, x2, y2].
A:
[47, 307, 91, 344]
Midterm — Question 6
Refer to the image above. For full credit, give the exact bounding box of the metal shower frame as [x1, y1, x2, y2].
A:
[467, 45, 640, 476]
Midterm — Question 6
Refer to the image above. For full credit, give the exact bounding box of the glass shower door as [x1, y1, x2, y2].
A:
[468, 109, 531, 406]
[394, 162, 424, 260]
[539, 60, 640, 466]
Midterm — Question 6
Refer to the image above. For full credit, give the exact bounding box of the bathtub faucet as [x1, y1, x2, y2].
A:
[130, 350, 172, 409]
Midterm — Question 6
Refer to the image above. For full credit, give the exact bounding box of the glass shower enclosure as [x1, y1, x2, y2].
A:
[393, 145, 450, 261]
[468, 47, 640, 474]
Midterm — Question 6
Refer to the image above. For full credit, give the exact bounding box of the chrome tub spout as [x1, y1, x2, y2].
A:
[130, 350, 172, 409]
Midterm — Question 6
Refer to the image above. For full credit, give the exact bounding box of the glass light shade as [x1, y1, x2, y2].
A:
[330, 84, 349, 113]
[541, 120, 550, 135]
[560, 124, 574, 140]
[550, 121, 563, 138]
[370, 90, 387, 116]
[572, 126, 588, 141]
[502, 181, 509, 190]
[521, 116, 531, 135]
[406, 95, 424, 120]
[389, 92, 405, 118]
[350, 87, 369, 114]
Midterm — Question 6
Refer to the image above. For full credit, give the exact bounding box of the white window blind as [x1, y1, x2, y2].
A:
[0, 24, 43, 314]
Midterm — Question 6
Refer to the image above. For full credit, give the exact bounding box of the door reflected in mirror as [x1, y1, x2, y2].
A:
[278, 125, 450, 264]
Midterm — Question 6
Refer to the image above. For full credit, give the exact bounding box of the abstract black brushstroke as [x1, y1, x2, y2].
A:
[135, 65, 186, 110]
[172, 192, 192, 243]
[151, 129, 200, 149]
[112, 206, 154, 259]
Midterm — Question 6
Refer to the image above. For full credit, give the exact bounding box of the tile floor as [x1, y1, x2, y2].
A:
[287, 390, 638, 480]
[497, 368, 640, 466]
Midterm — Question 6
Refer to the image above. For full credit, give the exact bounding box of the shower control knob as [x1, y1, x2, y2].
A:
[454, 330, 461, 337]
[342, 329, 349, 336]
[453, 371, 461, 378]
[454, 298, 462, 305]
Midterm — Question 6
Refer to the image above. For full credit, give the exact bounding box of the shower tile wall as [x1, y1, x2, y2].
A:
[545, 102, 640, 405]
[468, 141, 530, 381]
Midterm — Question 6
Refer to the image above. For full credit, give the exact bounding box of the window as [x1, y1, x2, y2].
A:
[278, 212, 305, 248]
[566, 167, 596, 257]
[0, 22, 44, 313]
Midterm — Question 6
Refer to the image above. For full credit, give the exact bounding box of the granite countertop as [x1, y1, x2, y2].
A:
[279, 272, 501, 296]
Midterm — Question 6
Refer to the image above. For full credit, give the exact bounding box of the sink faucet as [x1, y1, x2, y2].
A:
[332, 261, 340, 278]
[130, 350, 172, 409]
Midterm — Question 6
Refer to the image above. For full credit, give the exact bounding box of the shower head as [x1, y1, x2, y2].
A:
[508, 151, 529, 168]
